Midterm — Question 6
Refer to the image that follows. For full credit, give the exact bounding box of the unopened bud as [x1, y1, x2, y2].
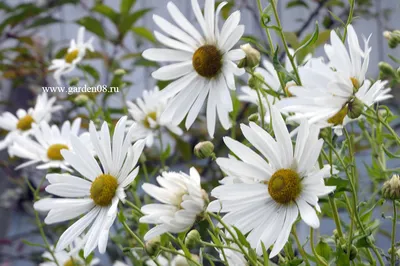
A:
[383, 31, 391, 40]
[145, 236, 160, 256]
[185, 230, 201, 249]
[388, 30, 400, 49]
[347, 97, 363, 119]
[379, 62, 396, 78]
[248, 113, 260, 123]
[341, 244, 358, 261]
[382, 174, 400, 200]
[239, 43, 261, 69]
[69, 77, 79, 86]
[114, 68, 127, 76]
[194, 141, 214, 159]
[74, 94, 89, 106]
[248, 72, 264, 90]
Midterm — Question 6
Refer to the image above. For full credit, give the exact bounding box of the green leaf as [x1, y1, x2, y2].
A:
[78, 64, 100, 81]
[76, 17, 106, 39]
[325, 176, 350, 192]
[261, 4, 274, 26]
[283, 31, 300, 49]
[118, 8, 151, 36]
[293, 22, 319, 58]
[92, 4, 119, 24]
[287, 0, 309, 9]
[27, 16, 60, 29]
[120, 0, 136, 14]
[383, 145, 400, 159]
[273, 46, 298, 83]
[315, 239, 332, 261]
[328, 10, 345, 26]
[132, 27, 156, 43]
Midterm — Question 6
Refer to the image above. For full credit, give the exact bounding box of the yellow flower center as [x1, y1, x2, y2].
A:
[327, 105, 348, 125]
[143, 111, 158, 129]
[90, 174, 118, 206]
[268, 169, 301, 204]
[16, 115, 34, 131]
[65, 49, 79, 64]
[350, 77, 359, 89]
[47, 144, 69, 160]
[192, 45, 222, 78]
[64, 258, 83, 266]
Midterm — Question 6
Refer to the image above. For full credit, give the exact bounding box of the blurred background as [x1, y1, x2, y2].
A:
[0, 0, 399, 265]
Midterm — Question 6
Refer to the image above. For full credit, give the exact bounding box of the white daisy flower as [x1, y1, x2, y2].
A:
[34, 117, 146, 257]
[9, 118, 91, 171]
[324, 24, 370, 89]
[146, 251, 199, 266]
[277, 57, 392, 135]
[40, 249, 100, 266]
[126, 87, 182, 148]
[0, 93, 61, 153]
[40, 238, 100, 266]
[208, 107, 335, 258]
[140, 167, 207, 241]
[49, 27, 94, 85]
[142, 0, 246, 137]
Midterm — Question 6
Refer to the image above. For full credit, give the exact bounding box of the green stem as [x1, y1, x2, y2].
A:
[269, 0, 302, 85]
[121, 220, 145, 248]
[310, 228, 328, 266]
[159, 246, 201, 266]
[391, 201, 397, 266]
[208, 212, 261, 266]
[292, 226, 310, 266]
[158, 128, 166, 169]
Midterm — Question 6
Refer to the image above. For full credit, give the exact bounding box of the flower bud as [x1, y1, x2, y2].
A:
[248, 72, 264, 90]
[114, 68, 127, 76]
[387, 30, 400, 49]
[347, 97, 363, 119]
[173, 251, 200, 266]
[145, 236, 161, 256]
[378, 62, 396, 78]
[74, 94, 89, 106]
[383, 31, 391, 40]
[341, 244, 358, 261]
[382, 174, 400, 200]
[69, 77, 80, 86]
[184, 230, 201, 249]
[248, 113, 260, 123]
[194, 141, 214, 159]
[239, 43, 261, 69]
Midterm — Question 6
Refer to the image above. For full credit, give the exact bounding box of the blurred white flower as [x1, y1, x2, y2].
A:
[0, 93, 61, 154]
[143, 0, 246, 137]
[140, 167, 207, 241]
[34, 117, 145, 257]
[10, 118, 91, 171]
[49, 27, 94, 85]
[126, 87, 182, 148]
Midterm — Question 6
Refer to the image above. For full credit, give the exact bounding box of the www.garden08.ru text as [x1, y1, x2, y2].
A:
[42, 84, 119, 95]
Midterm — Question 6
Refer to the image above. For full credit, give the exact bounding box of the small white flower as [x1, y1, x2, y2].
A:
[278, 57, 392, 135]
[49, 27, 94, 85]
[140, 167, 207, 241]
[40, 238, 100, 266]
[208, 107, 335, 258]
[34, 117, 145, 257]
[145, 251, 199, 266]
[0, 93, 61, 153]
[277, 25, 392, 135]
[127, 87, 182, 148]
[143, 0, 246, 137]
[9, 118, 91, 171]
